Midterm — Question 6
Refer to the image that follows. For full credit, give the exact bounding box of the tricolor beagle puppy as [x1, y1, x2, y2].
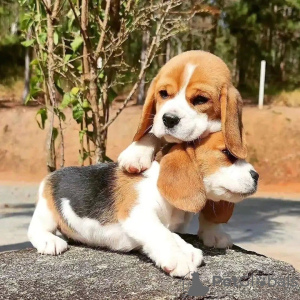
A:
[118, 50, 247, 173]
[28, 132, 258, 278]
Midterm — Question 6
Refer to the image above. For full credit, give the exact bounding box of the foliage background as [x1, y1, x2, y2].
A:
[1, 0, 299, 97]
[1, 0, 300, 170]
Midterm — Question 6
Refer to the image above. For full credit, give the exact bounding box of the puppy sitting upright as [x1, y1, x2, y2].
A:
[118, 50, 247, 173]
[28, 132, 258, 278]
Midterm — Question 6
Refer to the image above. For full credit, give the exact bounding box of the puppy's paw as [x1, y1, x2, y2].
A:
[118, 141, 155, 173]
[36, 235, 68, 255]
[152, 240, 201, 278]
[198, 226, 232, 249]
[173, 233, 203, 267]
[162, 249, 198, 278]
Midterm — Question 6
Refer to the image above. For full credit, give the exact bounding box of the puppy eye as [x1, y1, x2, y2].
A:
[159, 90, 169, 99]
[222, 149, 237, 162]
[192, 95, 209, 105]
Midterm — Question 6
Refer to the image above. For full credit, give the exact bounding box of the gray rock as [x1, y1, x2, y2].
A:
[0, 234, 299, 300]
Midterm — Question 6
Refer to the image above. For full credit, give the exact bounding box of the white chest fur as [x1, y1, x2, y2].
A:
[134, 162, 191, 232]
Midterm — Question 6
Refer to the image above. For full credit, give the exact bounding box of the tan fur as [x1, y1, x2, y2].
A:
[157, 144, 207, 213]
[133, 50, 247, 159]
[220, 85, 247, 159]
[201, 200, 234, 224]
[114, 169, 143, 221]
[193, 132, 236, 223]
[193, 131, 232, 176]
[133, 78, 157, 141]
[43, 181, 75, 238]
[158, 131, 236, 221]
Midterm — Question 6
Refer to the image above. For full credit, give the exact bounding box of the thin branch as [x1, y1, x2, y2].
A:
[41, 0, 52, 15]
[67, 0, 94, 60]
[58, 117, 65, 168]
[95, 0, 111, 59]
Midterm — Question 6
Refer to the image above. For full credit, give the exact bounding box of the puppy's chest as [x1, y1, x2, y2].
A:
[136, 163, 188, 231]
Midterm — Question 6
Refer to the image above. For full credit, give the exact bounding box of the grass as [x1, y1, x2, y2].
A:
[0, 79, 24, 102]
[271, 89, 300, 107]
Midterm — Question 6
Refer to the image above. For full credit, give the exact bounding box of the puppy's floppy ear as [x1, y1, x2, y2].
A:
[220, 85, 247, 159]
[157, 144, 206, 213]
[201, 200, 234, 223]
[133, 78, 157, 141]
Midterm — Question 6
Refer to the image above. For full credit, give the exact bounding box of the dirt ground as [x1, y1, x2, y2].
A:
[0, 102, 299, 193]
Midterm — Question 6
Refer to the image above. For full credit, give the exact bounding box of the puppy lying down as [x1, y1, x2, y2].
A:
[28, 132, 258, 277]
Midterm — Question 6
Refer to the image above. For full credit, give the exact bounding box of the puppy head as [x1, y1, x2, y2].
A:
[157, 131, 258, 212]
[134, 50, 247, 159]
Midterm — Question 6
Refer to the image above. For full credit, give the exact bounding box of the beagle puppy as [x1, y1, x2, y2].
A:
[28, 132, 258, 278]
[118, 50, 247, 173]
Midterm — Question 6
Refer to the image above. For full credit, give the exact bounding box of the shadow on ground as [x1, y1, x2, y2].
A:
[188, 197, 300, 244]
[1, 197, 300, 257]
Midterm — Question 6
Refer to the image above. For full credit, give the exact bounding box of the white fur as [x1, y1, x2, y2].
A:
[118, 133, 160, 172]
[27, 180, 68, 255]
[204, 160, 256, 203]
[121, 162, 203, 277]
[198, 213, 233, 248]
[152, 64, 215, 142]
[61, 199, 138, 251]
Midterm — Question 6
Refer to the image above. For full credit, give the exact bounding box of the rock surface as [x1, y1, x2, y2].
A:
[0, 234, 299, 300]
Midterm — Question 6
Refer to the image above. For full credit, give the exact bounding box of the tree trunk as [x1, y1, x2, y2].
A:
[209, 15, 218, 54]
[236, 36, 247, 89]
[137, 31, 150, 105]
[45, 0, 59, 172]
[165, 39, 171, 63]
[22, 31, 31, 104]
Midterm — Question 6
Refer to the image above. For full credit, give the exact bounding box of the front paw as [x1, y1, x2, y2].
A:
[163, 249, 198, 278]
[154, 243, 202, 278]
[198, 227, 232, 249]
[173, 233, 203, 268]
[118, 142, 154, 173]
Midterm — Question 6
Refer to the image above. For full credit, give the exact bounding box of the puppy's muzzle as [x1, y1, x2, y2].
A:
[250, 170, 259, 186]
[162, 113, 180, 129]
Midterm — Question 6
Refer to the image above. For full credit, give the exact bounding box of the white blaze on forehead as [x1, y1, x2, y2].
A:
[152, 63, 214, 141]
[178, 64, 197, 96]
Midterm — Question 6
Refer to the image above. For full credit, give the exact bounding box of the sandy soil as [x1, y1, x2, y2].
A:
[0, 102, 299, 193]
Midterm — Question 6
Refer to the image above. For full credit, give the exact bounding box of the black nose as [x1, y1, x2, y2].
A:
[250, 170, 259, 183]
[162, 113, 180, 129]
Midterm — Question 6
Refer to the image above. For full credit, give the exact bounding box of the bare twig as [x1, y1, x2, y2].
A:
[95, 0, 111, 59]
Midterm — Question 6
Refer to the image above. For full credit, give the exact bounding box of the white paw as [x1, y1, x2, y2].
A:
[198, 227, 232, 249]
[173, 233, 203, 268]
[162, 248, 197, 278]
[35, 234, 68, 255]
[151, 237, 202, 278]
[118, 141, 155, 173]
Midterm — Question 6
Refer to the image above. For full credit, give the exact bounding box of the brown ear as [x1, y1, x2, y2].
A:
[133, 78, 157, 141]
[201, 200, 234, 224]
[220, 85, 247, 159]
[157, 144, 206, 213]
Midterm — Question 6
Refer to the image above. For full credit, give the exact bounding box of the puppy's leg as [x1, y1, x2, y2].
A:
[198, 213, 232, 249]
[118, 133, 161, 173]
[172, 233, 203, 268]
[28, 181, 68, 255]
[122, 209, 203, 277]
